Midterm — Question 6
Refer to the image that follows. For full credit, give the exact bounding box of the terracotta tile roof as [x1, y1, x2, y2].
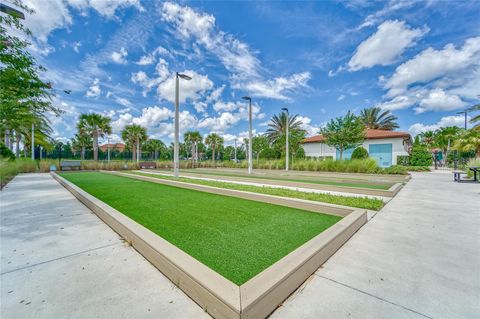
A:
[99, 143, 126, 152]
[302, 129, 411, 144]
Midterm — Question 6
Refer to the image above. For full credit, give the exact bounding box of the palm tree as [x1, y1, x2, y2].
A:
[71, 133, 92, 160]
[121, 124, 148, 162]
[205, 133, 223, 162]
[265, 111, 305, 158]
[469, 104, 480, 131]
[77, 113, 111, 161]
[433, 126, 462, 156]
[453, 129, 480, 158]
[184, 131, 202, 162]
[142, 139, 165, 160]
[419, 131, 436, 149]
[359, 107, 399, 130]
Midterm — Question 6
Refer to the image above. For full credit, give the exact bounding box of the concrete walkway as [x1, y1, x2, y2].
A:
[271, 171, 480, 319]
[1, 172, 479, 319]
[0, 174, 210, 319]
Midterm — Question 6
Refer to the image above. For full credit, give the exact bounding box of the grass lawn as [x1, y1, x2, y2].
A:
[60, 172, 341, 285]
[180, 169, 393, 190]
[129, 171, 384, 210]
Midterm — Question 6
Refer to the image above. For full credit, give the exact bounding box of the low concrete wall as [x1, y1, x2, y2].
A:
[52, 171, 367, 319]
[240, 210, 367, 319]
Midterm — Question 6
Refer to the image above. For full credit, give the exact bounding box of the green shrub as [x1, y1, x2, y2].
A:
[0, 143, 15, 160]
[382, 165, 407, 175]
[404, 166, 430, 172]
[410, 146, 432, 166]
[351, 147, 369, 160]
[397, 155, 410, 166]
[80, 161, 139, 171]
[149, 157, 409, 174]
[0, 158, 38, 188]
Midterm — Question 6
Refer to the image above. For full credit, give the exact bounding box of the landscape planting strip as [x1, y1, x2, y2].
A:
[51, 172, 367, 319]
[144, 169, 403, 198]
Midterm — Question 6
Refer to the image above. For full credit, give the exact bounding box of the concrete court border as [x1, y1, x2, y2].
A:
[51, 171, 367, 319]
[143, 169, 403, 198]
[187, 167, 412, 183]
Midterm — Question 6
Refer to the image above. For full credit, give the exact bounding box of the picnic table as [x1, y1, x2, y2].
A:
[469, 166, 479, 182]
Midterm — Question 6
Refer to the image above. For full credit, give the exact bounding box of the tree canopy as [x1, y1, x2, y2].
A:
[1, 3, 61, 156]
[359, 107, 399, 130]
[320, 111, 365, 159]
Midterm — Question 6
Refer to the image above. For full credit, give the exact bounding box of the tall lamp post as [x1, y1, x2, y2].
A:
[456, 110, 468, 129]
[282, 107, 289, 171]
[242, 96, 253, 174]
[174, 72, 192, 178]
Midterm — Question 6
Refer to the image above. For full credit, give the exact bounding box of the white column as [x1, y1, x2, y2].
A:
[174, 74, 180, 177]
[248, 100, 253, 174]
[285, 113, 289, 171]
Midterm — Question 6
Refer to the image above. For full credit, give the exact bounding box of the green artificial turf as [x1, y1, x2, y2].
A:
[181, 169, 393, 190]
[60, 172, 341, 285]
[129, 172, 384, 211]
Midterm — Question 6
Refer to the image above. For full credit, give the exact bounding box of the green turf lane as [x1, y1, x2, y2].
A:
[60, 172, 341, 285]
[129, 172, 384, 210]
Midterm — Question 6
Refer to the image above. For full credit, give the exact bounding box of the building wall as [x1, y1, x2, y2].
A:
[302, 142, 337, 158]
[302, 137, 409, 166]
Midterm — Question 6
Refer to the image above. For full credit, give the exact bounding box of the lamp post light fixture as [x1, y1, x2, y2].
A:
[282, 107, 289, 171]
[174, 72, 192, 178]
[242, 96, 253, 174]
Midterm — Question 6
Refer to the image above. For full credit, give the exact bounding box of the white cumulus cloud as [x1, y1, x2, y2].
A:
[415, 89, 466, 113]
[157, 70, 214, 103]
[409, 115, 471, 136]
[384, 36, 480, 97]
[85, 78, 101, 97]
[111, 47, 128, 64]
[349, 20, 427, 71]
[239, 72, 311, 100]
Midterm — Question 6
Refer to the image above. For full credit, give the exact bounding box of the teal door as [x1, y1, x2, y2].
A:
[336, 147, 355, 160]
[369, 144, 392, 167]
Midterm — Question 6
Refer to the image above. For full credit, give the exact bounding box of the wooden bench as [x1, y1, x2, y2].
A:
[453, 170, 467, 182]
[60, 161, 81, 171]
[139, 162, 156, 169]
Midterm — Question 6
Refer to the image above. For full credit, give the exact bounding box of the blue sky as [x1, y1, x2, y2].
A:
[17, 0, 480, 145]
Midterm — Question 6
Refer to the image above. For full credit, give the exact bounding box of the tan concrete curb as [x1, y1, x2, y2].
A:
[52, 171, 367, 319]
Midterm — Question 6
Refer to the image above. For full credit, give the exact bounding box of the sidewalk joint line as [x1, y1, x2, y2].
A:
[1, 242, 120, 276]
[316, 275, 433, 319]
